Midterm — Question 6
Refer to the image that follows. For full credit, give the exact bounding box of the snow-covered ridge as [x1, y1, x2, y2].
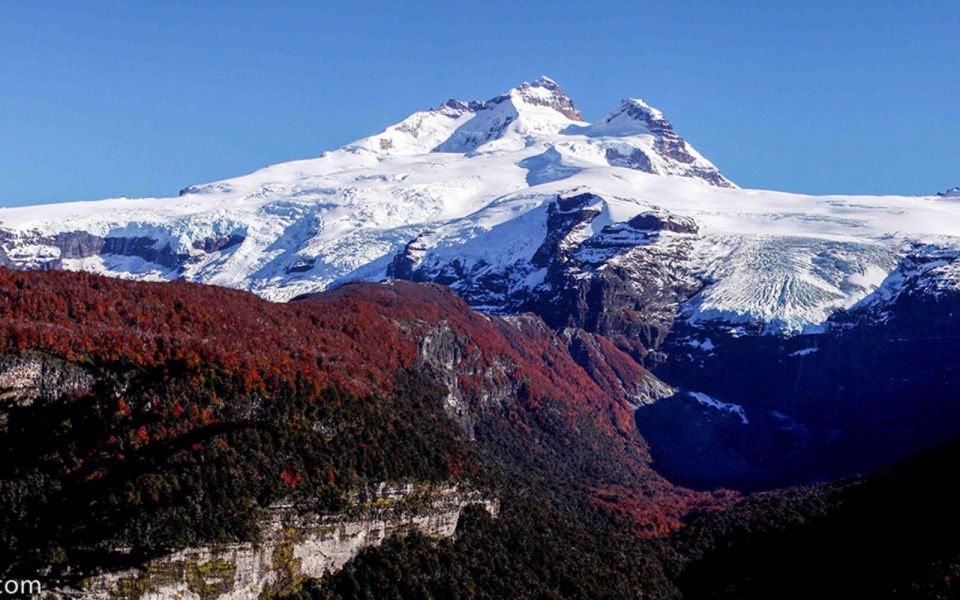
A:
[689, 391, 748, 424]
[1, 76, 959, 336]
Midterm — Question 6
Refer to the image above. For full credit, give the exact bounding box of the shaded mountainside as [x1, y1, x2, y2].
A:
[667, 438, 960, 599]
[391, 192, 702, 360]
[394, 191, 960, 492]
[639, 253, 960, 490]
[280, 436, 960, 600]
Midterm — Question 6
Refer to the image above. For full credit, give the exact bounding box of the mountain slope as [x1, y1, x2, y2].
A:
[639, 251, 960, 489]
[283, 438, 960, 600]
[669, 439, 960, 599]
[0, 268, 720, 584]
[3, 77, 960, 492]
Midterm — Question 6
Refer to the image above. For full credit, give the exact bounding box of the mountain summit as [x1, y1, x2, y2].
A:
[434, 76, 584, 152]
[335, 76, 726, 184]
[512, 76, 583, 120]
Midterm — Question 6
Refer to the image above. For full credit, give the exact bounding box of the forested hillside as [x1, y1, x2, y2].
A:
[3, 268, 958, 599]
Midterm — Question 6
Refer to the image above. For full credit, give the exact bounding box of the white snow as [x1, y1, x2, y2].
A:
[688, 391, 749, 424]
[577, 98, 664, 137]
[1, 77, 959, 334]
[688, 338, 716, 351]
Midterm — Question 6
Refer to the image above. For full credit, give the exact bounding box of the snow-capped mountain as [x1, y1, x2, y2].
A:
[1, 76, 959, 344]
[3, 76, 960, 490]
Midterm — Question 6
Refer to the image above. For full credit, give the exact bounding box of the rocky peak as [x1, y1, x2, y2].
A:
[938, 186, 960, 198]
[508, 76, 583, 121]
[574, 97, 735, 187]
[439, 98, 485, 116]
[345, 98, 484, 156]
[593, 98, 671, 136]
[433, 76, 582, 153]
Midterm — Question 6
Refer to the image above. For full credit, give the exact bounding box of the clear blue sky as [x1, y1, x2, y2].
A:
[1, 1, 958, 207]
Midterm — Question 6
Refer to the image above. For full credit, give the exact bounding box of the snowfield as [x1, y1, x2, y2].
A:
[2, 76, 959, 334]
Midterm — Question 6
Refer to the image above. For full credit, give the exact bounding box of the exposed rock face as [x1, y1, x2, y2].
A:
[387, 231, 435, 281]
[562, 327, 674, 406]
[393, 194, 704, 362]
[191, 234, 245, 254]
[284, 257, 316, 274]
[414, 320, 518, 435]
[0, 231, 110, 269]
[523, 201, 701, 360]
[341, 98, 484, 157]
[413, 305, 672, 435]
[0, 226, 251, 276]
[625, 211, 698, 235]
[0, 354, 96, 407]
[631, 100, 734, 187]
[530, 193, 602, 268]
[0, 231, 191, 272]
[512, 76, 582, 121]
[604, 147, 654, 172]
[432, 77, 584, 153]
[46, 485, 498, 600]
[100, 237, 189, 270]
[54, 232, 106, 260]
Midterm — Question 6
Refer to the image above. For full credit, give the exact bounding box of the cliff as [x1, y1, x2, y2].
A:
[46, 484, 497, 600]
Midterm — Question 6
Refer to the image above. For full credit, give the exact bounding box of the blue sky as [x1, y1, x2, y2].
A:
[1, 1, 958, 207]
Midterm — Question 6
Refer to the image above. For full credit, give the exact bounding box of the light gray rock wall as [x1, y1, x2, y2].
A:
[44, 485, 497, 600]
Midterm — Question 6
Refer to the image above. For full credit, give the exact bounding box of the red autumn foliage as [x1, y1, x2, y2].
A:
[132, 425, 150, 446]
[0, 267, 731, 534]
[116, 398, 131, 417]
[0, 268, 415, 398]
[281, 470, 303, 488]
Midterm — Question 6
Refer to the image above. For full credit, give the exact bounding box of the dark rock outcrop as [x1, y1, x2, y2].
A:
[0, 228, 247, 276]
[605, 147, 654, 173]
[524, 198, 702, 360]
[590, 99, 735, 187]
[53, 231, 105, 259]
[937, 186, 960, 197]
[0, 354, 96, 407]
[285, 257, 316, 274]
[101, 236, 188, 269]
[191, 233, 245, 253]
[386, 231, 435, 281]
